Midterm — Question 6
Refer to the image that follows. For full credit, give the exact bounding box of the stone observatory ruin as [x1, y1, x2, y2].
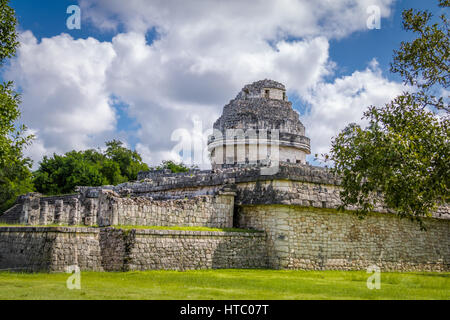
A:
[208, 79, 311, 168]
[0, 79, 449, 273]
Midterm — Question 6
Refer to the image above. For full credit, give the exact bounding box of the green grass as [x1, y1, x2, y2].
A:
[0, 270, 448, 300]
[0, 224, 94, 228]
[0, 224, 260, 233]
[112, 225, 262, 233]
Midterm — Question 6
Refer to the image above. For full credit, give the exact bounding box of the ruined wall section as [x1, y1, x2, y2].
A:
[135, 163, 338, 193]
[0, 227, 267, 272]
[97, 190, 235, 228]
[0, 227, 102, 272]
[125, 229, 267, 271]
[0, 190, 235, 229]
[237, 205, 450, 272]
[135, 164, 449, 219]
[2, 163, 448, 227]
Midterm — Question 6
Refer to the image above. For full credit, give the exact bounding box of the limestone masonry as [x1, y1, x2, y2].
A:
[208, 79, 311, 168]
[0, 80, 448, 272]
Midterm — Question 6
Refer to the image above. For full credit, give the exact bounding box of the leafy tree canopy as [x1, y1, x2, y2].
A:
[391, 0, 449, 112]
[155, 160, 196, 173]
[328, 0, 449, 226]
[33, 141, 149, 195]
[0, 0, 18, 64]
[0, 0, 34, 212]
[105, 140, 150, 181]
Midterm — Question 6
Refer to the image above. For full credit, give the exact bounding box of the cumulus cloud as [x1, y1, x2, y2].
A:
[4, 31, 117, 167]
[4, 0, 404, 170]
[302, 59, 407, 158]
[104, 32, 333, 166]
[79, 0, 394, 39]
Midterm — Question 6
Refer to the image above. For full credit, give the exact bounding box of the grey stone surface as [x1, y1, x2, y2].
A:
[0, 227, 267, 272]
[238, 205, 450, 271]
[208, 80, 311, 167]
[213, 80, 306, 136]
[1, 190, 236, 228]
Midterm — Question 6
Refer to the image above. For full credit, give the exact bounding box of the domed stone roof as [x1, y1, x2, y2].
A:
[208, 79, 310, 168]
[213, 79, 307, 137]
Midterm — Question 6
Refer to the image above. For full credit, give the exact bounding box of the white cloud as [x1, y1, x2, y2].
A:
[79, 0, 394, 39]
[103, 32, 333, 167]
[303, 59, 407, 158]
[4, 31, 117, 166]
[3, 0, 404, 170]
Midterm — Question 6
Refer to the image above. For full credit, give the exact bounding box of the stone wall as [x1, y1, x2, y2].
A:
[237, 205, 450, 271]
[278, 146, 306, 164]
[236, 180, 368, 210]
[1, 205, 448, 273]
[0, 193, 93, 226]
[262, 87, 285, 100]
[124, 229, 267, 271]
[0, 227, 267, 272]
[1, 190, 236, 229]
[234, 179, 450, 219]
[97, 191, 234, 228]
[3, 163, 447, 226]
[1, 162, 448, 273]
[0, 227, 102, 272]
[135, 163, 338, 190]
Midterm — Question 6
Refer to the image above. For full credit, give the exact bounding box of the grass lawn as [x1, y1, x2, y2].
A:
[112, 225, 262, 233]
[0, 269, 448, 300]
[0, 224, 261, 233]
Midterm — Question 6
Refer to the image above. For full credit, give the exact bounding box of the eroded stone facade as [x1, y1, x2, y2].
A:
[1, 190, 236, 229]
[238, 205, 449, 271]
[208, 79, 311, 167]
[0, 227, 266, 272]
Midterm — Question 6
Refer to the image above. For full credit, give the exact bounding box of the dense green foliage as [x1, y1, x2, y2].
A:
[331, 94, 449, 223]
[391, 0, 449, 112]
[0, 0, 18, 64]
[329, 0, 449, 225]
[33, 140, 149, 195]
[104, 140, 150, 181]
[154, 160, 195, 173]
[0, 270, 448, 300]
[0, 0, 34, 213]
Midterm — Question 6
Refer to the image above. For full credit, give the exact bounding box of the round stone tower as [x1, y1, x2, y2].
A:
[208, 79, 311, 169]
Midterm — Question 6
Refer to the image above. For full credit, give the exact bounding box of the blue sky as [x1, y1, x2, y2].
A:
[11, 0, 439, 78]
[3, 0, 443, 168]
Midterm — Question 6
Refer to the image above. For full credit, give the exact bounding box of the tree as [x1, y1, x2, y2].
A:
[0, 0, 34, 212]
[33, 150, 107, 195]
[105, 140, 149, 181]
[329, 0, 449, 226]
[33, 141, 149, 195]
[391, 0, 449, 112]
[155, 160, 196, 173]
[0, 0, 19, 64]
